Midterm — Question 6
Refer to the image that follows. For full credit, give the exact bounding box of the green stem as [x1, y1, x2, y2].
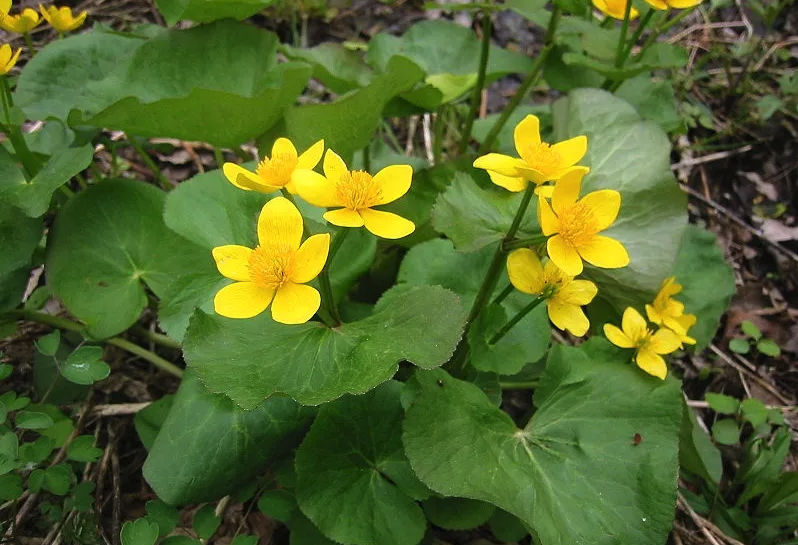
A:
[4, 310, 183, 378]
[491, 284, 514, 306]
[614, 0, 634, 69]
[128, 136, 171, 191]
[632, 8, 692, 63]
[0, 76, 40, 177]
[23, 33, 34, 53]
[623, 8, 655, 59]
[214, 147, 225, 169]
[362, 143, 371, 173]
[499, 380, 539, 390]
[489, 297, 543, 344]
[280, 188, 311, 239]
[318, 227, 350, 327]
[502, 234, 548, 251]
[74, 173, 89, 191]
[478, 7, 561, 154]
[459, 11, 492, 154]
[134, 326, 181, 349]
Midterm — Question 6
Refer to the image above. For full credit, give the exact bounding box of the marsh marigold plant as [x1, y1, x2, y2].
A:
[646, 276, 697, 346]
[604, 307, 681, 379]
[643, 0, 702, 10]
[223, 138, 324, 194]
[0, 43, 21, 75]
[39, 5, 87, 33]
[592, 0, 639, 19]
[1, 7, 41, 33]
[212, 197, 330, 325]
[293, 149, 415, 239]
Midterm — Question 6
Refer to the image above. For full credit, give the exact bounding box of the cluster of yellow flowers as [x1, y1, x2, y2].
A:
[604, 277, 697, 379]
[474, 115, 629, 338]
[592, 0, 702, 20]
[0, 1, 87, 34]
[213, 138, 416, 324]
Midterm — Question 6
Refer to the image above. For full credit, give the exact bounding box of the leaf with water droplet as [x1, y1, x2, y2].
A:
[61, 346, 110, 385]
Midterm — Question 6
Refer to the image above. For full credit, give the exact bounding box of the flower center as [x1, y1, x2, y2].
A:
[556, 202, 598, 247]
[522, 142, 561, 175]
[247, 244, 295, 290]
[256, 152, 297, 187]
[635, 330, 654, 350]
[336, 170, 381, 210]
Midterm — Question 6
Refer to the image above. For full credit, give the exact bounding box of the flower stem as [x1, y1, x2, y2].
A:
[23, 33, 35, 54]
[502, 233, 548, 251]
[478, 7, 561, 154]
[614, 0, 634, 69]
[622, 8, 655, 60]
[362, 143, 371, 173]
[0, 76, 40, 177]
[491, 284, 514, 306]
[279, 188, 312, 239]
[3, 309, 184, 378]
[459, 11, 492, 154]
[499, 380, 539, 390]
[128, 136, 171, 191]
[633, 8, 692, 63]
[318, 227, 350, 327]
[489, 297, 543, 344]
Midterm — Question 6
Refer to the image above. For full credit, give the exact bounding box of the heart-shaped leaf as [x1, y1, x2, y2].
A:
[183, 285, 466, 408]
[60, 346, 110, 385]
[403, 340, 682, 545]
[296, 382, 427, 545]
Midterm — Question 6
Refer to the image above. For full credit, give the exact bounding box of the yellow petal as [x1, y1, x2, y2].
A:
[212, 245, 252, 282]
[604, 323, 635, 348]
[506, 248, 545, 295]
[296, 139, 325, 170]
[576, 235, 630, 270]
[547, 235, 583, 276]
[473, 153, 522, 177]
[649, 328, 682, 355]
[293, 169, 340, 207]
[538, 196, 559, 236]
[372, 164, 412, 205]
[271, 137, 298, 161]
[324, 208, 364, 228]
[579, 189, 621, 231]
[674, 313, 697, 332]
[551, 168, 585, 215]
[257, 197, 303, 251]
[645, 304, 663, 325]
[548, 300, 590, 337]
[488, 171, 527, 192]
[271, 283, 321, 324]
[223, 163, 277, 193]
[663, 313, 688, 335]
[513, 115, 541, 158]
[621, 307, 648, 342]
[323, 149, 349, 181]
[360, 208, 415, 239]
[512, 164, 548, 185]
[635, 348, 667, 379]
[291, 233, 330, 284]
[69, 11, 88, 31]
[555, 279, 597, 306]
[1, 0, 11, 15]
[643, 0, 670, 8]
[214, 282, 274, 319]
[551, 135, 588, 168]
[668, 0, 702, 7]
[535, 184, 554, 198]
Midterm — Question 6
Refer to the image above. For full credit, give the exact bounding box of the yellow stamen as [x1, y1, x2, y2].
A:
[256, 153, 297, 186]
[523, 142, 561, 174]
[336, 170, 382, 210]
[248, 244, 295, 289]
[556, 201, 598, 247]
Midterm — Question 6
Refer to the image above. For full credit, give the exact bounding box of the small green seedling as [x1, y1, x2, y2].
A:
[728, 320, 781, 357]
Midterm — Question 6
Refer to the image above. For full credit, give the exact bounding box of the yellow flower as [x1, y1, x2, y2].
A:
[538, 168, 629, 276]
[293, 149, 415, 239]
[507, 248, 597, 336]
[0, 44, 22, 75]
[211, 197, 330, 325]
[670, 313, 697, 346]
[473, 115, 588, 192]
[1, 7, 41, 33]
[592, 0, 640, 19]
[645, 276, 697, 345]
[603, 307, 681, 379]
[643, 0, 702, 10]
[223, 138, 324, 194]
[39, 5, 87, 32]
[1, 0, 10, 16]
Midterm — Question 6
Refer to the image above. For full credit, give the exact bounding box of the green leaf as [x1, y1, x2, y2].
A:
[489, 509, 529, 541]
[121, 519, 160, 545]
[398, 239, 551, 374]
[160, 537, 200, 545]
[422, 497, 495, 530]
[616, 76, 683, 134]
[287, 512, 337, 545]
[670, 225, 736, 350]
[553, 89, 688, 312]
[296, 382, 427, 545]
[69, 481, 95, 512]
[755, 95, 783, 121]
[134, 395, 174, 451]
[34, 345, 90, 405]
[143, 372, 313, 505]
[8, 145, 94, 218]
[712, 419, 741, 445]
[0, 432, 19, 475]
[0, 364, 12, 380]
[705, 393, 740, 415]
[155, 0, 279, 25]
[67, 435, 103, 462]
[145, 498, 179, 536]
[184, 285, 466, 408]
[192, 505, 220, 540]
[15, 410, 54, 430]
[0, 474, 23, 501]
[61, 346, 111, 385]
[46, 179, 212, 339]
[729, 338, 750, 355]
[18, 435, 55, 465]
[741, 320, 761, 340]
[42, 464, 73, 495]
[0, 145, 27, 199]
[35, 331, 61, 357]
[403, 341, 682, 545]
[756, 339, 781, 357]
[0, 202, 42, 312]
[432, 172, 540, 253]
[282, 42, 374, 94]
[17, 24, 311, 148]
[274, 56, 424, 160]
[679, 401, 722, 485]
[258, 490, 297, 523]
[740, 398, 769, 428]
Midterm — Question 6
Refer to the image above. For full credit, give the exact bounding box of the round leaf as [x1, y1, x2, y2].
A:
[712, 419, 741, 445]
[121, 519, 159, 545]
[61, 346, 110, 385]
[35, 331, 61, 357]
[705, 393, 739, 415]
[66, 435, 103, 462]
[422, 497, 495, 530]
[15, 411, 54, 430]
